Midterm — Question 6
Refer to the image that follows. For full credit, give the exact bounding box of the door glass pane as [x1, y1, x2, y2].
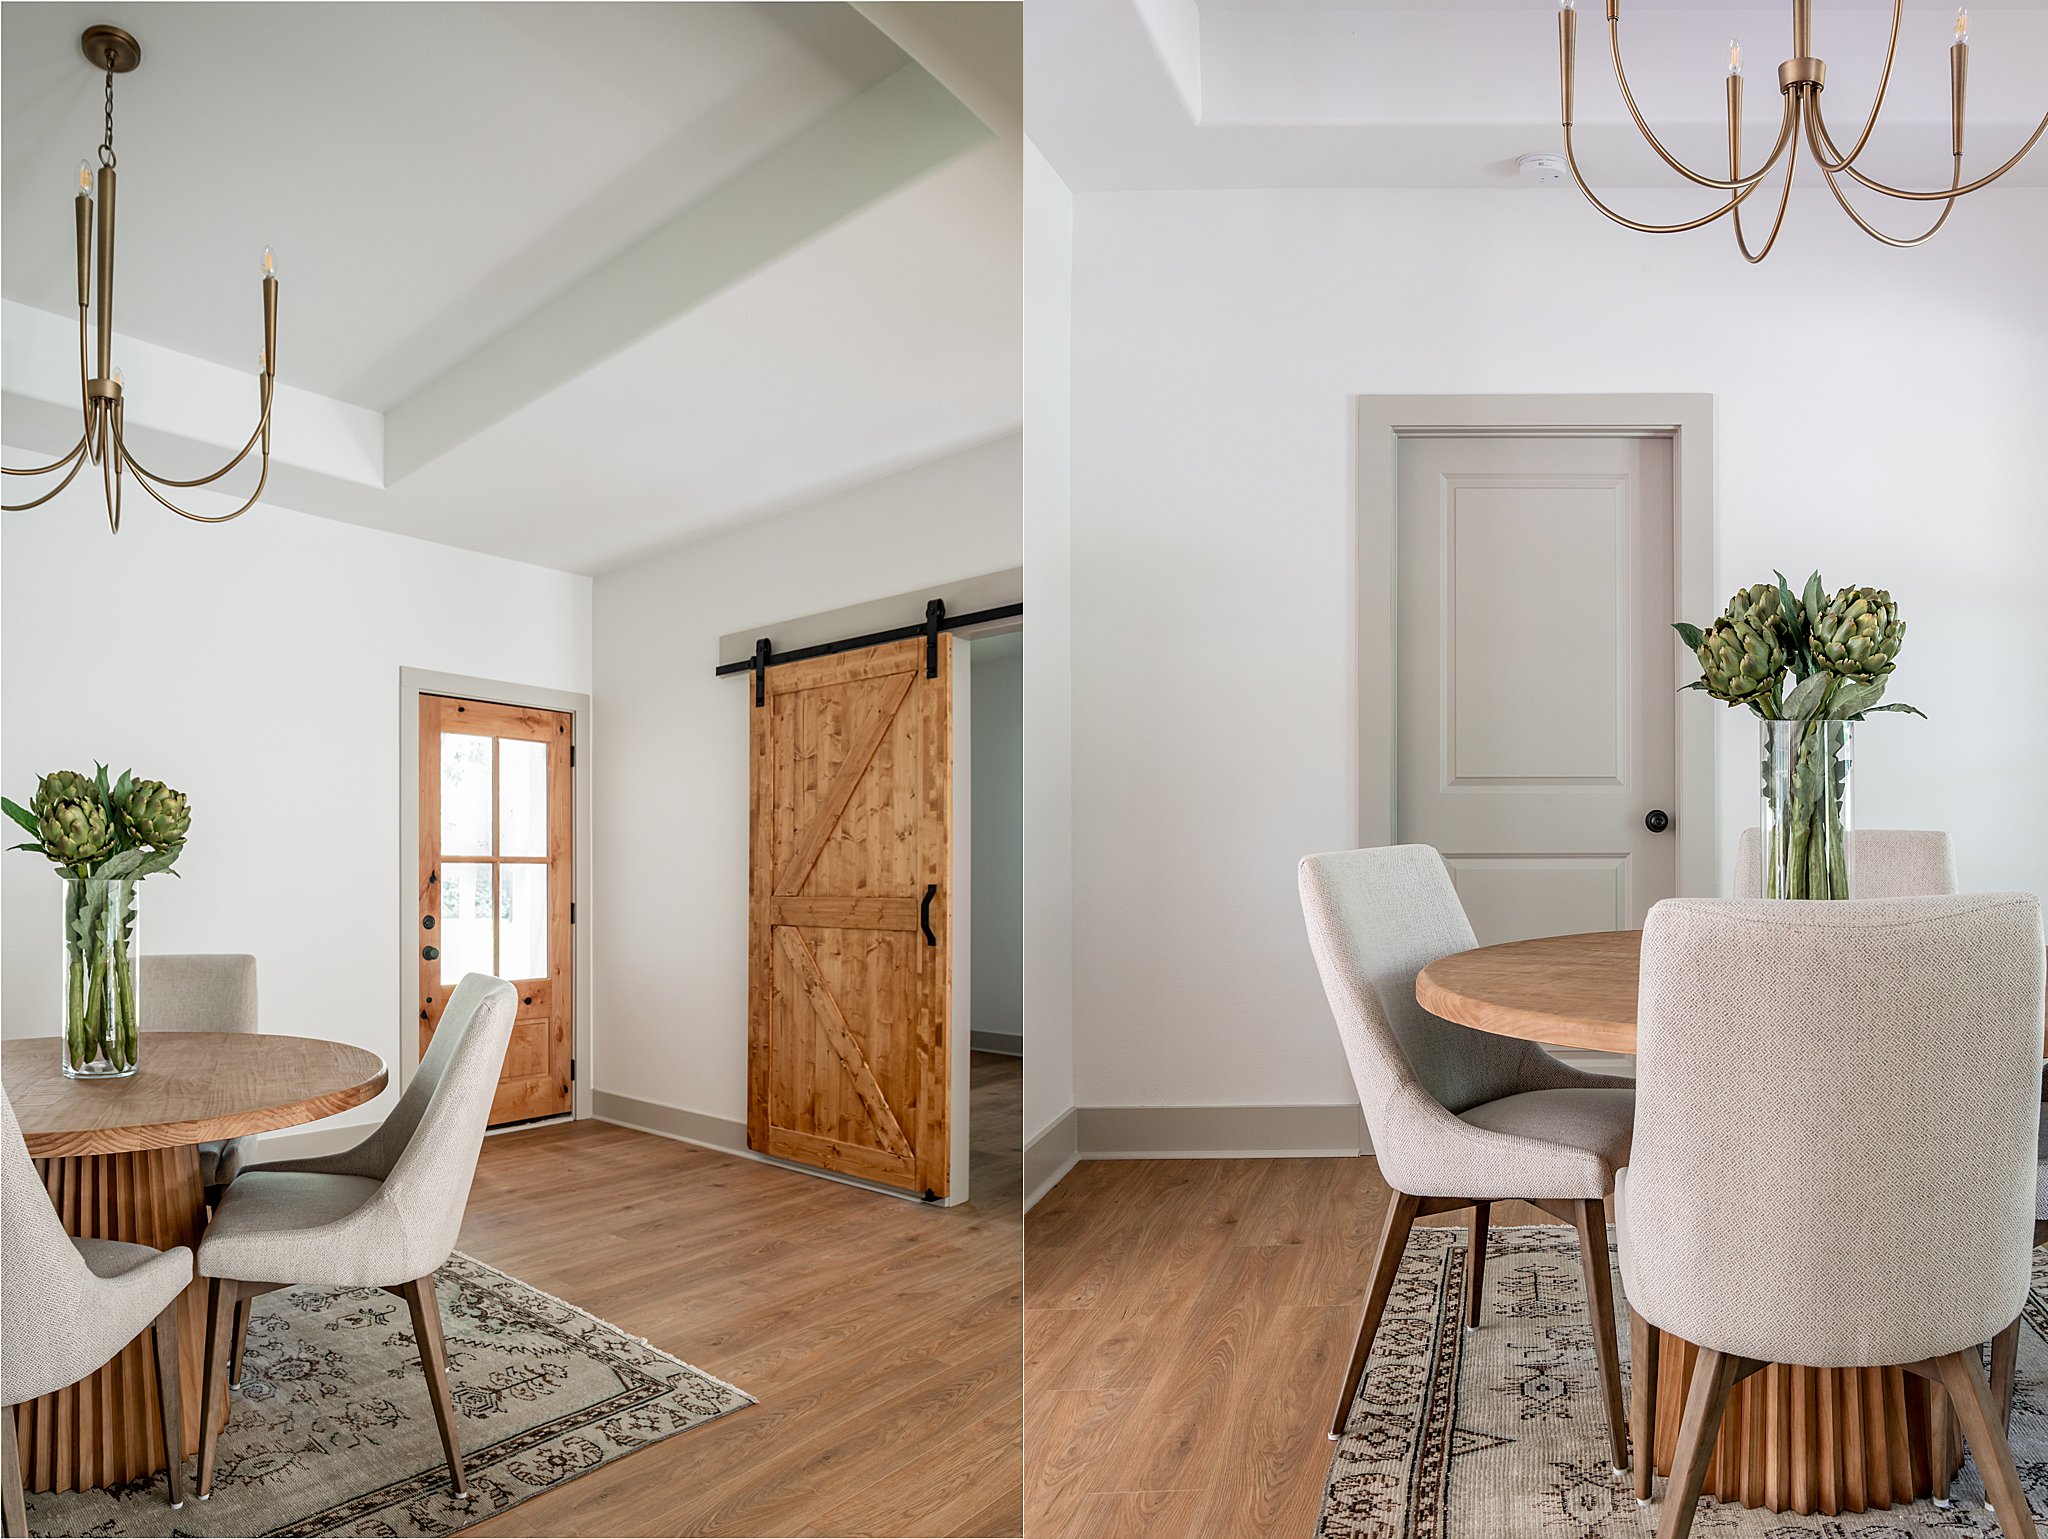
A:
[440, 734, 493, 855]
[440, 863, 495, 984]
[498, 739, 548, 858]
[499, 864, 547, 981]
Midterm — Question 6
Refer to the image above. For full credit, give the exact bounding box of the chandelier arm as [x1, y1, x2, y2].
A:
[1560, 99, 1788, 235]
[78, 307, 96, 450]
[3, 435, 89, 476]
[1607, 12, 1790, 189]
[104, 412, 121, 534]
[1810, 124, 1964, 247]
[1, 443, 91, 511]
[119, 442, 270, 524]
[1809, 91, 2048, 201]
[1806, 0, 1905, 173]
[1733, 99, 1804, 264]
[115, 395, 272, 488]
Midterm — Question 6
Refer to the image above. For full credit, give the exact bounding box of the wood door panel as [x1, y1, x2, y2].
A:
[749, 637, 950, 1198]
[418, 694, 574, 1127]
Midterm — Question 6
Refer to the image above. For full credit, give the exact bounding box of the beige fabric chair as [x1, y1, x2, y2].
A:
[141, 954, 259, 1196]
[1299, 845, 1637, 1466]
[1621, 894, 2045, 1539]
[1, 1095, 193, 1527]
[1732, 827, 1957, 899]
[195, 973, 518, 1501]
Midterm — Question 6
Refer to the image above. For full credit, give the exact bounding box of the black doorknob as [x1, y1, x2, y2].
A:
[421, 945, 440, 961]
[421, 914, 436, 930]
[1644, 809, 1671, 833]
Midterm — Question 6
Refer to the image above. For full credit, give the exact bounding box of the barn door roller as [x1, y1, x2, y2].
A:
[717, 598, 1023, 705]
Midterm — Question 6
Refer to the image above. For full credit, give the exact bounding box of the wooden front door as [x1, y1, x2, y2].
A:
[418, 695, 574, 1126]
[749, 636, 952, 1198]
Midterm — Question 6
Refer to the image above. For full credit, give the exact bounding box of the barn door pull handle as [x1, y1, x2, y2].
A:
[920, 884, 937, 947]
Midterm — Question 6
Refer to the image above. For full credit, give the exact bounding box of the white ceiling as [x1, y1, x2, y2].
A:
[1, 2, 1021, 573]
[1028, 0, 2048, 189]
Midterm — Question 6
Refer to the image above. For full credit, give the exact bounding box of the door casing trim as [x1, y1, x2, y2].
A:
[398, 667, 595, 1120]
[1355, 394, 1717, 902]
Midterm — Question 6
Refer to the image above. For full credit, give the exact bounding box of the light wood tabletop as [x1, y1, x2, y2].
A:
[3, 1031, 387, 1158]
[3, 1031, 386, 1492]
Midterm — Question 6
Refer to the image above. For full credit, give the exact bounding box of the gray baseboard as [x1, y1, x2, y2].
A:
[1024, 1108, 1079, 1211]
[1076, 1103, 1367, 1159]
[970, 1030, 1024, 1057]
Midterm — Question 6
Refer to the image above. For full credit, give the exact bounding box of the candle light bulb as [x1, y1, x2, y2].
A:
[258, 348, 268, 374]
[75, 159, 92, 198]
[1559, 0, 1575, 10]
[1953, 8, 1969, 45]
[1728, 38, 1743, 76]
[260, 244, 277, 280]
[111, 367, 123, 388]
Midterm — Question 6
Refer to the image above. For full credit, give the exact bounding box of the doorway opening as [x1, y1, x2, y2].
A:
[966, 631, 1024, 1217]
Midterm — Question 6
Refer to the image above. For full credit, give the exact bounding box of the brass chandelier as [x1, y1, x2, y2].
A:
[1557, 0, 2048, 261]
[3, 26, 279, 528]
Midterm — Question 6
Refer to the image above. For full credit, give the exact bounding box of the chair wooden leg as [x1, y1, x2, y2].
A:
[1993, 1316, 2021, 1433]
[1630, 1305, 1659, 1501]
[197, 1278, 240, 1499]
[1329, 1190, 1422, 1440]
[231, 1295, 254, 1387]
[1936, 1346, 2039, 1538]
[402, 1275, 468, 1496]
[2, 1403, 27, 1539]
[1657, 1347, 1742, 1539]
[1465, 1201, 1491, 1329]
[1572, 1197, 1629, 1472]
[152, 1303, 186, 1508]
[1930, 1382, 1953, 1507]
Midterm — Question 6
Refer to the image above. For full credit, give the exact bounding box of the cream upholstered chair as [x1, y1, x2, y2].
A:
[195, 973, 518, 1501]
[141, 954, 259, 1199]
[1622, 894, 2045, 1539]
[1299, 845, 1637, 1466]
[2, 1095, 194, 1528]
[1732, 827, 1957, 898]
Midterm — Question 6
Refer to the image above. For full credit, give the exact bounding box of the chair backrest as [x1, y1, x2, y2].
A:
[139, 953, 258, 1034]
[1732, 828, 1957, 899]
[376, 973, 520, 1278]
[1623, 894, 2044, 1368]
[1299, 846, 1563, 1145]
[1, 1095, 129, 1400]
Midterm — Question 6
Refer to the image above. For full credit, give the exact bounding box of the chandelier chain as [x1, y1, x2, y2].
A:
[99, 53, 116, 168]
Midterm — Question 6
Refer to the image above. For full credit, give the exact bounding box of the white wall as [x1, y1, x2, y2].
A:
[590, 434, 1021, 1127]
[1023, 141, 1077, 1148]
[970, 633, 1024, 1043]
[0, 469, 592, 1138]
[1059, 187, 2048, 1115]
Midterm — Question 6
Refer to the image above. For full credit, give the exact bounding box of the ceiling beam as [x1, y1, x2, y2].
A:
[853, 3, 1023, 141]
[381, 62, 990, 484]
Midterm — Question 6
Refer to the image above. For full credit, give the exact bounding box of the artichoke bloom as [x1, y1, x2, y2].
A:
[1694, 584, 1789, 708]
[118, 779, 191, 849]
[1810, 586, 1904, 683]
[37, 796, 115, 872]
[30, 769, 97, 823]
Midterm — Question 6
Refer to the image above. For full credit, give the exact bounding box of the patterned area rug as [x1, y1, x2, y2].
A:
[1322, 1225, 2047, 1538]
[23, 1252, 752, 1537]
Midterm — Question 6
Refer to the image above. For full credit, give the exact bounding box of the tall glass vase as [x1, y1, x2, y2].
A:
[1759, 719, 1854, 900]
[61, 876, 140, 1078]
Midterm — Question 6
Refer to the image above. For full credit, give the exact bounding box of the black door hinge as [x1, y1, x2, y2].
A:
[570, 1057, 577, 1081]
[569, 744, 576, 768]
[570, 902, 576, 923]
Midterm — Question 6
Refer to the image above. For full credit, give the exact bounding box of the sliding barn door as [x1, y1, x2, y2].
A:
[749, 636, 953, 1198]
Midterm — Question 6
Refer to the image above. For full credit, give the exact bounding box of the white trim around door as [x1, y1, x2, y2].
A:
[398, 667, 595, 1122]
[1355, 394, 1717, 902]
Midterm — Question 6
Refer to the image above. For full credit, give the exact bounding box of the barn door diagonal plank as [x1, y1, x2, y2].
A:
[774, 926, 914, 1159]
[773, 669, 915, 896]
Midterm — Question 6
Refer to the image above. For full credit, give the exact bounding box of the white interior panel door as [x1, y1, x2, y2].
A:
[1396, 435, 1677, 944]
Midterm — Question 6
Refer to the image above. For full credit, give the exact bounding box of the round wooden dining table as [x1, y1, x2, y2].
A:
[2, 1031, 386, 1494]
[1418, 929, 2048, 1518]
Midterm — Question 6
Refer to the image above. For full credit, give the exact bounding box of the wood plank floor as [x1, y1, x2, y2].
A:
[1024, 1156, 1570, 1539]
[458, 1052, 1021, 1538]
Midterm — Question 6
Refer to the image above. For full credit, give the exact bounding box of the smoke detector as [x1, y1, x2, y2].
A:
[1517, 153, 1569, 186]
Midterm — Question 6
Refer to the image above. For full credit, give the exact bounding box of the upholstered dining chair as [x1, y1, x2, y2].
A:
[1623, 894, 2045, 1539]
[194, 972, 518, 1502]
[1299, 845, 1637, 1467]
[1, 1094, 194, 1530]
[1732, 827, 1957, 898]
[141, 954, 259, 1202]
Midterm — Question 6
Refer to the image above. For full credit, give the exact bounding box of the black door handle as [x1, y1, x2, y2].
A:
[920, 884, 937, 947]
[1644, 809, 1671, 833]
[421, 945, 440, 961]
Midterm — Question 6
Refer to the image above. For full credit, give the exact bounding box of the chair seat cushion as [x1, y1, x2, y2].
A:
[1449, 1087, 1636, 1198]
[198, 1171, 398, 1286]
[198, 1135, 251, 1191]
